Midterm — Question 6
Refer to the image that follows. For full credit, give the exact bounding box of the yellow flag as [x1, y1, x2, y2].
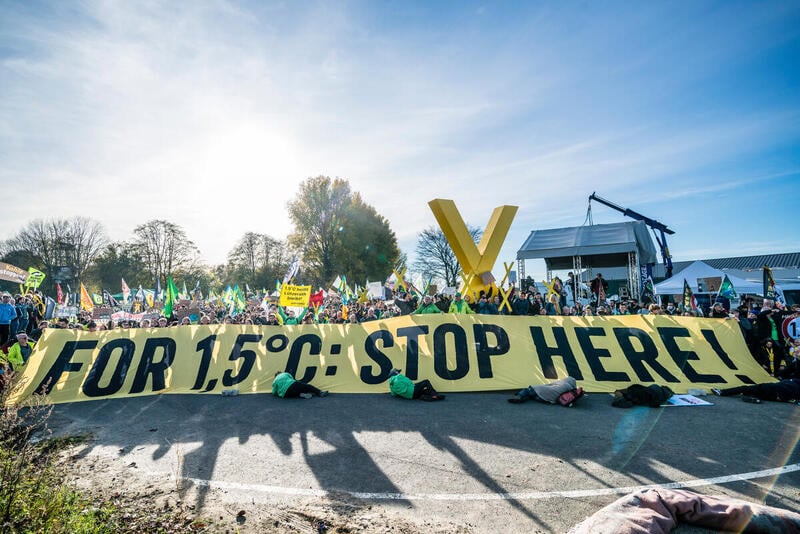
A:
[80, 283, 94, 311]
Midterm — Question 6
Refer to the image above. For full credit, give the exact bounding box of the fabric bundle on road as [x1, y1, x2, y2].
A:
[569, 488, 800, 534]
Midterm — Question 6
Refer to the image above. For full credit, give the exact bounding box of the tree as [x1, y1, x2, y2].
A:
[85, 242, 149, 292]
[288, 176, 399, 286]
[131, 220, 199, 285]
[412, 225, 482, 288]
[333, 193, 400, 283]
[226, 232, 290, 289]
[2, 217, 108, 293]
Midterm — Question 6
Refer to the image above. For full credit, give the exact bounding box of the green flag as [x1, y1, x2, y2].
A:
[718, 274, 738, 300]
[164, 276, 180, 317]
[232, 285, 246, 314]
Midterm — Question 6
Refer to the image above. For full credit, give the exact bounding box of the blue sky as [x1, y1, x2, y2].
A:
[1, 1, 798, 278]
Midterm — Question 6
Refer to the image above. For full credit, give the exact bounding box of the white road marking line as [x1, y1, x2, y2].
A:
[170, 463, 800, 501]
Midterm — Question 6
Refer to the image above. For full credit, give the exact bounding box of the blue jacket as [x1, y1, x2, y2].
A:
[0, 303, 16, 324]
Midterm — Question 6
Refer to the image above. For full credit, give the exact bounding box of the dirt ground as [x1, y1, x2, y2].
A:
[66, 443, 478, 534]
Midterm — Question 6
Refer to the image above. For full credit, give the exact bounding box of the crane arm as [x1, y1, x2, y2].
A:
[588, 192, 674, 277]
[589, 193, 675, 235]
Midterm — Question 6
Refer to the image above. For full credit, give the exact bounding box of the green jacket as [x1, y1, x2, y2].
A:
[272, 372, 296, 397]
[2, 340, 35, 369]
[413, 303, 442, 315]
[389, 374, 415, 399]
[278, 307, 308, 325]
[448, 300, 474, 314]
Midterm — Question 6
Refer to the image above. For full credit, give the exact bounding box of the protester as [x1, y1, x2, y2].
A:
[388, 368, 444, 401]
[0, 293, 16, 346]
[271, 371, 328, 399]
[476, 294, 498, 315]
[448, 292, 473, 314]
[545, 293, 560, 316]
[756, 338, 786, 376]
[510, 289, 531, 316]
[1, 332, 35, 373]
[712, 379, 800, 404]
[413, 295, 442, 315]
[590, 273, 608, 306]
[507, 377, 580, 405]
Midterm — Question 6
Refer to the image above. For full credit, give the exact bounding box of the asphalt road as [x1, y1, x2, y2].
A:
[48, 391, 800, 533]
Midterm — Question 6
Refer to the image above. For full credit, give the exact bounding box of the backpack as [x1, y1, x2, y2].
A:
[557, 387, 584, 407]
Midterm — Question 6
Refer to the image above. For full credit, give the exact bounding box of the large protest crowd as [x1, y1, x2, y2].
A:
[1, 275, 799, 383]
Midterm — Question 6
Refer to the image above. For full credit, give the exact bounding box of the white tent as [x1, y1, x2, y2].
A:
[654, 260, 762, 295]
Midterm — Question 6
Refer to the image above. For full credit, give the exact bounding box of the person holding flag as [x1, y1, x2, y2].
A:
[164, 276, 180, 319]
[683, 279, 699, 316]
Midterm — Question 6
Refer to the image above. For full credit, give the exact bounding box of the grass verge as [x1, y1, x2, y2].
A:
[1, 377, 206, 533]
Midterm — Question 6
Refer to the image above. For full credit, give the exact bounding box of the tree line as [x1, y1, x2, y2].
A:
[1, 176, 480, 297]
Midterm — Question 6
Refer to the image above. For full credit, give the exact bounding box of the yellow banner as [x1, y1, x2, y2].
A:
[278, 284, 311, 307]
[8, 316, 771, 405]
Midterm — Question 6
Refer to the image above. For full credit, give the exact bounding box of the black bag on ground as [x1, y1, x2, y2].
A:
[612, 384, 673, 408]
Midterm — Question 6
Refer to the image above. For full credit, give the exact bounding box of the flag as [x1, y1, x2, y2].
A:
[762, 265, 785, 304]
[136, 285, 144, 301]
[80, 283, 93, 311]
[683, 279, 697, 311]
[103, 289, 119, 307]
[276, 278, 282, 292]
[164, 276, 180, 317]
[231, 285, 247, 315]
[718, 274, 738, 300]
[283, 256, 300, 283]
[155, 277, 162, 302]
[91, 292, 103, 305]
[181, 280, 189, 300]
[641, 276, 656, 304]
[193, 280, 202, 301]
[121, 278, 131, 304]
[309, 289, 325, 308]
[222, 286, 233, 307]
[56, 283, 64, 305]
[44, 296, 56, 320]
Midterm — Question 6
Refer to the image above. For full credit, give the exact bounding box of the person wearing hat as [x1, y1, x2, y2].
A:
[388, 369, 444, 401]
[0, 293, 17, 346]
[1, 332, 35, 373]
[448, 292, 473, 314]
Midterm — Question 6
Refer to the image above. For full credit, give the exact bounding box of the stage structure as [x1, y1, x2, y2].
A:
[516, 221, 658, 301]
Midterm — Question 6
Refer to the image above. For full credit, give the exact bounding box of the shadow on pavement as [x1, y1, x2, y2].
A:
[54, 390, 800, 532]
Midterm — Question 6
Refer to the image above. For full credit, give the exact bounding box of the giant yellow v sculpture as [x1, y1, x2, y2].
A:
[428, 199, 518, 298]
